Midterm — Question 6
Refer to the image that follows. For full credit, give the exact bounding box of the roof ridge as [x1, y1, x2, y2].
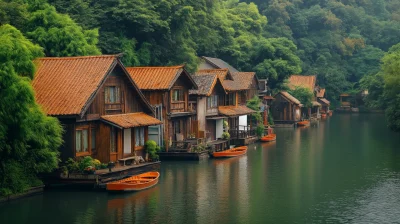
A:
[37, 55, 118, 60]
[126, 65, 184, 69]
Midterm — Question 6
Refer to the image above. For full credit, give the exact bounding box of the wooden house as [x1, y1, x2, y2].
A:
[194, 62, 259, 145]
[189, 73, 229, 151]
[125, 66, 198, 151]
[288, 75, 321, 119]
[32, 55, 161, 163]
[316, 88, 330, 114]
[271, 92, 302, 123]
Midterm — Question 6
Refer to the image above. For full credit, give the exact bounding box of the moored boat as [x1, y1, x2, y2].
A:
[321, 113, 327, 118]
[261, 134, 276, 142]
[106, 171, 160, 192]
[212, 146, 247, 158]
[297, 120, 310, 126]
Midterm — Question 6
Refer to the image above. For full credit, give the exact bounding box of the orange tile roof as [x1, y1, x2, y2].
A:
[33, 55, 118, 116]
[278, 91, 302, 106]
[126, 65, 197, 90]
[288, 75, 316, 92]
[319, 98, 331, 105]
[224, 72, 257, 91]
[101, 112, 162, 129]
[316, 88, 326, 98]
[195, 69, 231, 80]
[218, 105, 256, 116]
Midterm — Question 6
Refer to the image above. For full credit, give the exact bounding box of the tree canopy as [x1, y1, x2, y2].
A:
[0, 24, 62, 196]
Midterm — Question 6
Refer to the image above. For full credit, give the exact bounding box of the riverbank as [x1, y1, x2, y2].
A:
[0, 186, 44, 204]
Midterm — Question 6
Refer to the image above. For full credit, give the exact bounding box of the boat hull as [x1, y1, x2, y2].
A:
[213, 146, 247, 158]
[261, 134, 276, 142]
[297, 120, 310, 126]
[106, 172, 160, 192]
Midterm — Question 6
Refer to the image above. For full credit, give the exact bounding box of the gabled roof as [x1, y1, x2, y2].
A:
[319, 98, 331, 105]
[276, 91, 302, 106]
[224, 72, 257, 91]
[126, 65, 197, 90]
[316, 88, 326, 98]
[32, 55, 154, 116]
[195, 68, 233, 80]
[189, 74, 227, 96]
[288, 75, 317, 93]
[101, 112, 162, 129]
[218, 105, 255, 117]
[201, 56, 239, 73]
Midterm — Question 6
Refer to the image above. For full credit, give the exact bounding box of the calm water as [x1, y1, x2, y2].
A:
[1, 114, 400, 224]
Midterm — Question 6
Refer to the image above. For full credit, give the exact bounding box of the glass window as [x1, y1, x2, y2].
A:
[225, 93, 236, 106]
[110, 127, 117, 152]
[76, 130, 82, 152]
[135, 127, 145, 147]
[105, 86, 120, 103]
[207, 95, 218, 109]
[172, 89, 184, 102]
[91, 129, 96, 151]
[82, 130, 88, 152]
[173, 120, 181, 134]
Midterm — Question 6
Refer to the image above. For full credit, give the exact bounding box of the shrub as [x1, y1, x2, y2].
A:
[145, 140, 160, 161]
[222, 132, 230, 140]
[256, 124, 265, 137]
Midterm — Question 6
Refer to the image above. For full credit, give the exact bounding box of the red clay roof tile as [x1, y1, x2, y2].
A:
[101, 112, 162, 129]
[32, 55, 118, 116]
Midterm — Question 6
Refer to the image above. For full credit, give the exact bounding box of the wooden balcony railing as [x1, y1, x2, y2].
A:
[171, 101, 185, 113]
[206, 107, 218, 115]
[229, 125, 257, 139]
[105, 103, 123, 114]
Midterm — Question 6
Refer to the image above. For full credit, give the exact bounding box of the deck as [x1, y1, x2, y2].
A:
[41, 162, 161, 188]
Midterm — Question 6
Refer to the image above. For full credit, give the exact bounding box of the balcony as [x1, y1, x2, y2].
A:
[229, 125, 257, 139]
[206, 107, 218, 116]
[170, 101, 185, 113]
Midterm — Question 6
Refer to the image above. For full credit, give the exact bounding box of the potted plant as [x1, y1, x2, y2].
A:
[84, 166, 96, 174]
[222, 131, 230, 140]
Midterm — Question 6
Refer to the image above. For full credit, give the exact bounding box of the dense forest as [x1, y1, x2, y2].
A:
[1, 0, 400, 195]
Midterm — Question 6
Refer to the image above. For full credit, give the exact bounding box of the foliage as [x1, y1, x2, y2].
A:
[288, 86, 314, 108]
[0, 24, 62, 196]
[256, 124, 264, 138]
[64, 156, 106, 173]
[268, 109, 274, 125]
[222, 132, 230, 140]
[145, 140, 160, 161]
[191, 144, 207, 153]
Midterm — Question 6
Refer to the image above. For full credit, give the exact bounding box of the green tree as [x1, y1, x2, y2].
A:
[288, 86, 313, 108]
[0, 24, 62, 196]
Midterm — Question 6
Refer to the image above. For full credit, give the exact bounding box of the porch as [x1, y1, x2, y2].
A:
[229, 125, 258, 145]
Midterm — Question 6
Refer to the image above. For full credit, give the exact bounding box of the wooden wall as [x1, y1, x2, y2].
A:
[87, 65, 144, 116]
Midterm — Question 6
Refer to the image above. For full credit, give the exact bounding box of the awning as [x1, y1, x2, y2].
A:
[312, 101, 322, 107]
[218, 105, 256, 117]
[319, 98, 331, 105]
[101, 112, 162, 129]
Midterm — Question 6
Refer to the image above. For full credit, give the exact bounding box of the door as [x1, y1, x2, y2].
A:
[123, 128, 131, 156]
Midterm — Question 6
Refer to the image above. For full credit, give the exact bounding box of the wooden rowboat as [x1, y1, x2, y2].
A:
[106, 172, 160, 192]
[297, 120, 310, 126]
[261, 134, 276, 142]
[212, 146, 247, 158]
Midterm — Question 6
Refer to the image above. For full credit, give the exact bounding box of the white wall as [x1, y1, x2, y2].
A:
[197, 97, 206, 132]
[216, 119, 223, 139]
[239, 115, 247, 130]
[123, 128, 131, 154]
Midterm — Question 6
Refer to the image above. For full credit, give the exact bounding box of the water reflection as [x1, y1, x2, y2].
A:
[1, 114, 400, 224]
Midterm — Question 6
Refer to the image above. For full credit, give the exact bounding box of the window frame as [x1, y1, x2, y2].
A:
[75, 125, 95, 157]
[105, 86, 121, 104]
[134, 127, 145, 148]
[171, 88, 184, 102]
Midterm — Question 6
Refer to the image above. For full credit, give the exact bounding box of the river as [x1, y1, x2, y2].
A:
[1, 114, 400, 224]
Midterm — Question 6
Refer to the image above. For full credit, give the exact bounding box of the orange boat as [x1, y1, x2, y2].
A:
[261, 134, 276, 142]
[321, 113, 327, 118]
[106, 172, 160, 192]
[212, 146, 247, 158]
[297, 120, 310, 126]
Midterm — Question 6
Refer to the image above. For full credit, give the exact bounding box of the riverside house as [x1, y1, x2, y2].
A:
[196, 57, 259, 145]
[32, 55, 162, 163]
[271, 91, 302, 125]
[316, 87, 331, 115]
[288, 75, 321, 119]
[125, 65, 198, 152]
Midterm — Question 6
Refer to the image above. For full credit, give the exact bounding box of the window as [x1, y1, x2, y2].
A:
[110, 127, 117, 153]
[91, 128, 96, 151]
[135, 127, 145, 147]
[105, 86, 120, 104]
[225, 93, 236, 106]
[207, 95, 218, 109]
[172, 89, 184, 102]
[173, 120, 181, 135]
[75, 129, 89, 153]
